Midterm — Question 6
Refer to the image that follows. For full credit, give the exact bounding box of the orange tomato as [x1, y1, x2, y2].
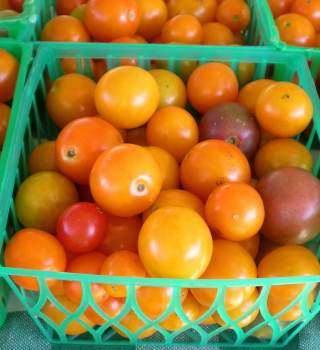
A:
[64, 252, 108, 304]
[0, 103, 10, 148]
[136, 286, 188, 319]
[85, 296, 125, 325]
[4, 228, 67, 291]
[84, 0, 141, 42]
[238, 234, 260, 259]
[254, 138, 313, 179]
[143, 189, 204, 221]
[216, 0, 251, 32]
[146, 146, 180, 190]
[126, 127, 147, 146]
[100, 250, 147, 297]
[90, 144, 162, 217]
[95, 66, 160, 129]
[267, 291, 315, 322]
[0, 48, 19, 102]
[180, 140, 251, 201]
[268, 0, 294, 18]
[111, 37, 139, 66]
[149, 69, 187, 108]
[255, 82, 313, 137]
[205, 183, 265, 241]
[99, 215, 141, 255]
[162, 14, 204, 44]
[138, 207, 213, 278]
[136, 0, 168, 39]
[42, 296, 94, 335]
[238, 79, 274, 114]
[275, 14, 316, 47]
[113, 311, 156, 339]
[146, 106, 199, 162]
[202, 22, 235, 45]
[167, 0, 217, 24]
[191, 240, 257, 310]
[49, 280, 65, 297]
[258, 245, 320, 301]
[28, 141, 58, 174]
[211, 288, 259, 328]
[56, 0, 87, 15]
[291, 0, 320, 31]
[160, 293, 200, 331]
[187, 62, 238, 114]
[56, 117, 123, 185]
[15, 172, 79, 233]
[41, 15, 90, 41]
[47, 73, 97, 128]
[0, 0, 9, 10]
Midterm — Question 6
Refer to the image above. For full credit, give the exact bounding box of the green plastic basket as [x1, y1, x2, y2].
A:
[0, 0, 55, 40]
[0, 43, 320, 348]
[0, 40, 33, 328]
[258, 0, 320, 80]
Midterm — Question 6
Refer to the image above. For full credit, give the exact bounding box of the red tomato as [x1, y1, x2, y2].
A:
[57, 202, 108, 254]
[64, 252, 108, 304]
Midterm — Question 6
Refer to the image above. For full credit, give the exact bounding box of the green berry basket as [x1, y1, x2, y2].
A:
[0, 40, 33, 327]
[258, 0, 320, 81]
[0, 43, 320, 348]
[0, 0, 55, 40]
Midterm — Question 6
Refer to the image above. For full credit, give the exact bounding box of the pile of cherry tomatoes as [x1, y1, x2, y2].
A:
[269, 0, 320, 47]
[2, 54, 320, 337]
[38, 0, 251, 46]
[0, 48, 19, 150]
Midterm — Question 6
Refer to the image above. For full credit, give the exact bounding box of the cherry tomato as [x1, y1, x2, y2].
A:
[99, 215, 141, 255]
[56, 117, 123, 185]
[149, 69, 187, 108]
[146, 146, 180, 190]
[143, 189, 205, 221]
[275, 14, 316, 47]
[100, 250, 147, 297]
[254, 138, 313, 179]
[160, 293, 200, 331]
[202, 22, 235, 45]
[216, 0, 251, 32]
[47, 73, 97, 128]
[255, 82, 313, 137]
[238, 79, 275, 114]
[268, 0, 294, 18]
[187, 62, 239, 114]
[15, 172, 79, 233]
[211, 288, 259, 328]
[28, 141, 58, 174]
[41, 15, 90, 42]
[291, 0, 320, 31]
[95, 66, 160, 129]
[4, 228, 67, 291]
[0, 103, 10, 149]
[85, 297, 125, 325]
[167, 0, 217, 24]
[57, 202, 107, 254]
[90, 144, 162, 217]
[64, 252, 108, 304]
[180, 140, 251, 201]
[84, 0, 141, 42]
[138, 207, 213, 278]
[205, 183, 265, 241]
[56, 0, 87, 15]
[258, 245, 320, 301]
[111, 36, 140, 66]
[42, 296, 94, 335]
[136, 0, 168, 40]
[162, 14, 203, 44]
[0, 49, 19, 103]
[191, 240, 257, 310]
[146, 106, 199, 162]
